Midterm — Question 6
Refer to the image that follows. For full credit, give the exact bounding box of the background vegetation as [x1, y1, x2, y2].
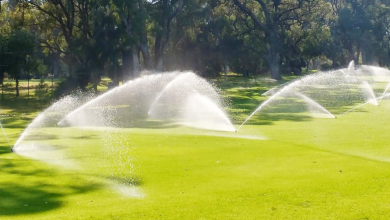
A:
[0, 0, 389, 98]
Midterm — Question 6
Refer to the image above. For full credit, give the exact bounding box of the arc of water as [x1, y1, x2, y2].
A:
[148, 73, 188, 115]
[183, 93, 235, 132]
[148, 72, 215, 115]
[377, 93, 390, 100]
[148, 75, 235, 131]
[186, 84, 235, 131]
[13, 113, 45, 148]
[294, 92, 335, 118]
[0, 122, 12, 150]
[148, 89, 169, 115]
[337, 101, 371, 118]
[58, 77, 145, 126]
[200, 93, 234, 130]
[361, 81, 379, 106]
[348, 60, 355, 71]
[379, 82, 390, 103]
[337, 89, 384, 118]
[237, 81, 299, 131]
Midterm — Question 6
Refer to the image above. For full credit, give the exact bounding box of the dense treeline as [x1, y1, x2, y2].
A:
[0, 0, 390, 96]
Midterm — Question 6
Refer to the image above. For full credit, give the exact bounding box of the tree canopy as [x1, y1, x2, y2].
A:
[1, 0, 390, 95]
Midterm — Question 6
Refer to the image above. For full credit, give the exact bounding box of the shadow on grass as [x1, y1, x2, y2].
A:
[0, 153, 105, 217]
[105, 175, 143, 186]
[0, 183, 63, 215]
[0, 95, 50, 130]
[12, 130, 102, 145]
[126, 119, 179, 129]
[0, 146, 11, 155]
[0, 127, 136, 216]
[242, 113, 313, 125]
[0, 131, 144, 216]
[0, 96, 45, 114]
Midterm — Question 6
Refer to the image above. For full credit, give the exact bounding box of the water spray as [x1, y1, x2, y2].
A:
[0, 121, 12, 151]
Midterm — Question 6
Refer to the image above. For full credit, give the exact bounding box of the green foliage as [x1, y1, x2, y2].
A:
[0, 0, 390, 92]
[0, 30, 35, 79]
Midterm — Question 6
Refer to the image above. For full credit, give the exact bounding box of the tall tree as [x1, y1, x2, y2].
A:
[24, 0, 78, 76]
[150, 0, 183, 71]
[111, 0, 147, 80]
[232, 0, 320, 79]
[0, 30, 35, 96]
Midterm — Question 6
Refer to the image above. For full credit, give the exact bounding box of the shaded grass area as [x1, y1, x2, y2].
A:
[0, 153, 102, 217]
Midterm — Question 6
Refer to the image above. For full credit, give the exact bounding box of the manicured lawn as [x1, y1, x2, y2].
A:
[2, 75, 390, 219]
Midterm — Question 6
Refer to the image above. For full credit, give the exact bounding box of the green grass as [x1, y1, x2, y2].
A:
[2, 75, 390, 219]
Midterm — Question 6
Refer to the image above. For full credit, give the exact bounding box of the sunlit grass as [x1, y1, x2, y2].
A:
[2, 75, 390, 219]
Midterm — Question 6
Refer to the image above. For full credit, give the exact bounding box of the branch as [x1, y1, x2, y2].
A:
[39, 38, 67, 55]
[254, 0, 272, 23]
[167, 0, 183, 23]
[53, 0, 71, 28]
[26, 1, 62, 25]
[276, 0, 304, 22]
[26, 0, 71, 42]
[232, 0, 268, 31]
[162, 0, 184, 52]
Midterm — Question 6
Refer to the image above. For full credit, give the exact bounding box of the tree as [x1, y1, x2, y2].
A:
[196, 2, 243, 78]
[324, 0, 390, 67]
[232, 0, 321, 79]
[0, 30, 35, 96]
[111, 0, 147, 80]
[150, 0, 183, 71]
[23, 0, 78, 76]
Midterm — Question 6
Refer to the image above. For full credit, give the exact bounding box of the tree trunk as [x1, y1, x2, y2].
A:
[68, 63, 74, 77]
[155, 56, 163, 72]
[123, 47, 141, 81]
[347, 42, 355, 63]
[154, 29, 164, 72]
[152, 0, 182, 72]
[267, 50, 282, 80]
[122, 50, 132, 81]
[362, 48, 367, 64]
[224, 62, 228, 81]
[15, 75, 19, 97]
[268, 30, 282, 80]
[53, 56, 59, 78]
[138, 0, 151, 69]
[270, 59, 281, 80]
[284, 57, 291, 75]
[306, 59, 310, 73]
[331, 56, 337, 68]
[140, 32, 152, 69]
[356, 42, 361, 64]
[0, 72, 3, 85]
[132, 48, 140, 78]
